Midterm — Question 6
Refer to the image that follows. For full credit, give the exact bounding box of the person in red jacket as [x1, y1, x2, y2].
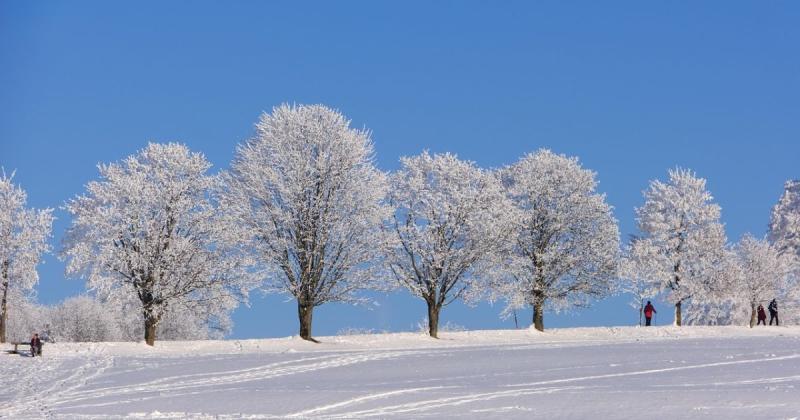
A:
[644, 301, 656, 326]
[757, 304, 767, 326]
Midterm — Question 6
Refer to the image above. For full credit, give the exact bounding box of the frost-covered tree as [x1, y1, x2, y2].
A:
[50, 296, 121, 342]
[769, 180, 800, 258]
[386, 152, 512, 338]
[681, 249, 740, 326]
[619, 237, 663, 326]
[101, 287, 231, 341]
[155, 303, 226, 340]
[62, 143, 255, 346]
[492, 150, 619, 331]
[5, 300, 48, 343]
[730, 234, 796, 327]
[633, 168, 727, 326]
[220, 104, 389, 342]
[683, 295, 738, 326]
[0, 171, 54, 343]
[768, 180, 800, 325]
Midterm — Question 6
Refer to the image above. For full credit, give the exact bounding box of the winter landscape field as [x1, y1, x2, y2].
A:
[3, 326, 800, 419]
[4, 4, 800, 420]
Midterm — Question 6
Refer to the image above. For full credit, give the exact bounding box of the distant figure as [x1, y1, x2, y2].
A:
[757, 304, 767, 326]
[768, 299, 779, 326]
[30, 333, 42, 357]
[644, 301, 657, 326]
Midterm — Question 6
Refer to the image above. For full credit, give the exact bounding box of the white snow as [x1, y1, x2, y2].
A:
[2, 326, 800, 419]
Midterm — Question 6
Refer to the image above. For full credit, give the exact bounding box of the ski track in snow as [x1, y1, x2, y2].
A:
[2, 349, 425, 417]
[321, 353, 800, 418]
[284, 386, 455, 418]
[504, 352, 800, 388]
[3, 327, 800, 419]
[1, 345, 115, 419]
[55, 350, 424, 409]
[325, 385, 591, 418]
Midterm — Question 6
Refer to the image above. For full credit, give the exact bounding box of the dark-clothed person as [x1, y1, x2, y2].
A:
[30, 333, 42, 357]
[768, 299, 779, 326]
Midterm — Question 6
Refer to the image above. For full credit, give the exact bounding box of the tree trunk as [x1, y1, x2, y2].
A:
[638, 300, 643, 327]
[1, 262, 8, 343]
[749, 303, 757, 328]
[532, 291, 545, 332]
[0, 289, 7, 343]
[427, 300, 440, 338]
[0, 306, 6, 343]
[532, 302, 545, 332]
[139, 283, 160, 346]
[144, 313, 158, 346]
[674, 300, 682, 326]
[298, 302, 318, 342]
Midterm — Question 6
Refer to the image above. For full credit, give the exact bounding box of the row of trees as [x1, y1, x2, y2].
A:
[2, 104, 799, 345]
[621, 171, 799, 327]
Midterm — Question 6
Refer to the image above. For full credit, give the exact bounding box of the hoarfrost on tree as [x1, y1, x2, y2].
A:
[0, 171, 54, 343]
[729, 234, 796, 327]
[681, 248, 740, 326]
[61, 143, 256, 346]
[220, 104, 390, 342]
[619, 237, 664, 326]
[491, 150, 619, 331]
[49, 295, 121, 342]
[93, 283, 233, 341]
[4, 300, 48, 343]
[632, 168, 727, 326]
[769, 180, 800, 258]
[385, 151, 512, 338]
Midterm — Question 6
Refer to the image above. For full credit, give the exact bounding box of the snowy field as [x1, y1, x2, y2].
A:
[2, 326, 800, 419]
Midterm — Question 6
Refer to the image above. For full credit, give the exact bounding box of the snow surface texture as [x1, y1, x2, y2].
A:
[2, 327, 800, 419]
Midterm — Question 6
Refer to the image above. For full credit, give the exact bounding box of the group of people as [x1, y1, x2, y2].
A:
[757, 299, 780, 326]
[642, 299, 781, 327]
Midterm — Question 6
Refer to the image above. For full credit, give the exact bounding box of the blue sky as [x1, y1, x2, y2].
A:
[2, 2, 799, 338]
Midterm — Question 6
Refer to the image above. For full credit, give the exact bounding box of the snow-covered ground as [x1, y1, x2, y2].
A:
[2, 326, 800, 419]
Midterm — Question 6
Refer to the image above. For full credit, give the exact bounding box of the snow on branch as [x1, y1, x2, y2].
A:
[630, 168, 727, 325]
[490, 150, 620, 330]
[61, 143, 257, 344]
[0, 170, 54, 341]
[219, 104, 390, 324]
[384, 151, 512, 336]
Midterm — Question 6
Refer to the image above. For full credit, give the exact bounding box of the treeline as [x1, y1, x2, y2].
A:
[2, 104, 798, 345]
[7, 296, 219, 343]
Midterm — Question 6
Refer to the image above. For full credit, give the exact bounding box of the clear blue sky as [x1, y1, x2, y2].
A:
[2, 1, 799, 338]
